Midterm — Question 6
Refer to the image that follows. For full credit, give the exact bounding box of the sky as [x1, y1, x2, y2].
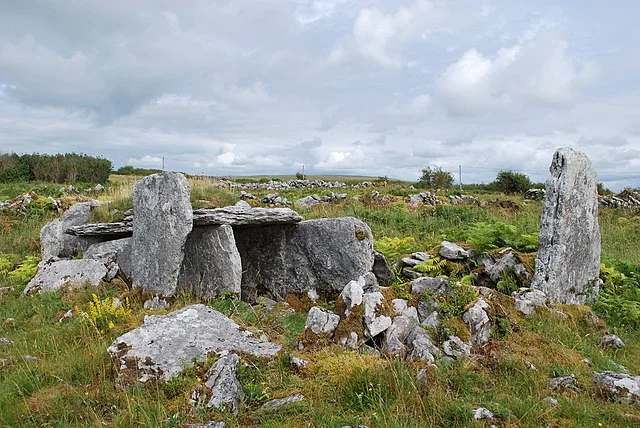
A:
[0, 1, 639, 189]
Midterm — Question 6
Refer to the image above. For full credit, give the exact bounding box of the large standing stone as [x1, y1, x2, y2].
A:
[23, 259, 108, 295]
[131, 172, 193, 295]
[178, 225, 242, 298]
[84, 238, 133, 278]
[108, 305, 281, 384]
[40, 201, 101, 259]
[531, 148, 601, 304]
[233, 217, 375, 301]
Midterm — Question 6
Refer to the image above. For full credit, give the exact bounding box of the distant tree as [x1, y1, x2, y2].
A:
[295, 171, 304, 180]
[418, 167, 454, 189]
[493, 170, 531, 194]
[597, 182, 613, 196]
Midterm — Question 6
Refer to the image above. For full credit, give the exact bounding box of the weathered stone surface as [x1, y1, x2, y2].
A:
[472, 408, 495, 420]
[178, 225, 242, 298]
[84, 238, 133, 278]
[362, 292, 392, 338]
[411, 277, 451, 296]
[205, 353, 243, 413]
[131, 172, 193, 295]
[143, 296, 170, 311]
[107, 305, 281, 384]
[408, 327, 441, 363]
[372, 251, 394, 286]
[233, 217, 375, 301]
[0, 337, 13, 345]
[24, 259, 107, 295]
[443, 336, 471, 359]
[66, 222, 132, 237]
[512, 288, 547, 316]
[305, 307, 340, 335]
[340, 277, 365, 314]
[484, 249, 531, 283]
[296, 196, 321, 209]
[439, 241, 469, 260]
[532, 148, 601, 304]
[417, 297, 440, 328]
[383, 315, 417, 356]
[41, 201, 101, 259]
[593, 371, 640, 405]
[391, 299, 418, 321]
[260, 393, 304, 410]
[549, 374, 577, 390]
[193, 206, 302, 227]
[599, 334, 625, 349]
[462, 298, 491, 347]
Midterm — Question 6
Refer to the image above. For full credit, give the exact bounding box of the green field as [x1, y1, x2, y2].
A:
[0, 176, 639, 427]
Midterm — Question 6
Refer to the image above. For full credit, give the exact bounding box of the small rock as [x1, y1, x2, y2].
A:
[462, 298, 491, 347]
[307, 288, 319, 302]
[593, 371, 640, 405]
[362, 292, 392, 338]
[525, 361, 537, 370]
[234, 200, 251, 209]
[416, 368, 429, 384]
[183, 422, 226, 428]
[94, 184, 105, 192]
[305, 307, 340, 335]
[582, 358, 592, 366]
[260, 393, 304, 410]
[413, 252, 430, 261]
[290, 355, 309, 370]
[143, 296, 170, 311]
[391, 299, 418, 320]
[205, 353, 243, 413]
[58, 310, 73, 322]
[0, 337, 14, 345]
[372, 251, 394, 287]
[411, 277, 451, 296]
[259, 297, 278, 311]
[0, 358, 10, 366]
[472, 407, 495, 420]
[548, 374, 577, 390]
[439, 241, 469, 260]
[24, 355, 38, 362]
[402, 257, 421, 267]
[512, 288, 547, 317]
[443, 336, 471, 359]
[0, 286, 15, 295]
[340, 278, 365, 314]
[543, 397, 559, 406]
[600, 334, 625, 349]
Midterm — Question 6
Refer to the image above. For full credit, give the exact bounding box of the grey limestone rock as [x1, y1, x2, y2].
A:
[383, 314, 418, 357]
[512, 288, 547, 317]
[66, 222, 132, 237]
[84, 237, 133, 278]
[362, 292, 392, 338]
[408, 327, 441, 363]
[143, 296, 170, 311]
[131, 172, 193, 296]
[107, 304, 281, 384]
[260, 393, 304, 410]
[340, 276, 365, 313]
[305, 307, 340, 335]
[599, 334, 625, 349]
[178, 225, 242, 298]
[205, 353, 243, 413]
[233, 217, 375, 302]
[40, 201, 101, 259]
[443, 336, 471, 359]
[532, 148, 601, 304]
[549, 374, 577, 391]
[296, 195, 321, 209]
[372, 251, 393, 286]
[24, 259, 107, 295]
[472, 408, 495, 420]
[439, 241, 469, 260]
[411, 277, 451, 296]
[462, 298, 492, 347]
[593, 371, 640, 405]
[193, 206, 302, 227]
[485, 249, 531, 283]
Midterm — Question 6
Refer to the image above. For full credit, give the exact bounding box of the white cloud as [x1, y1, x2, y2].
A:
[438, 31, 599, 115]
[295, 0, 350, 25]
[128, 155, 163, 167]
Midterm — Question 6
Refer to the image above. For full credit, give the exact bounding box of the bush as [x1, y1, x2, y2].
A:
[0, 153, 112, 184]
[493, 171, 531, 194]
[417, 167, 454, 189]
[374, 236, 420, 262]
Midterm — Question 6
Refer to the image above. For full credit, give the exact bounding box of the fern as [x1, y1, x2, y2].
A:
[414, 257, 447, 276]
[374, 236, 420, 262]
[8, 256, 39, 285]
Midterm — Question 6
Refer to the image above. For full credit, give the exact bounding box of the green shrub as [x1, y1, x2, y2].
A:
[442, 221, 538, 253]
[8, 255, 39, 285]
[492, 170, 531, 194]
[593, 262, 640, 328]
[374, 236, 420, 262]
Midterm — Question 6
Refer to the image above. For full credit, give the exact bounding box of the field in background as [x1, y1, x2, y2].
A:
[1, 175, 639, 427]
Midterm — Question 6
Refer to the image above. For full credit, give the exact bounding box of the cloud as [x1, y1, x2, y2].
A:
[438, 30, 599, 115]
[128, 155, 163, 167]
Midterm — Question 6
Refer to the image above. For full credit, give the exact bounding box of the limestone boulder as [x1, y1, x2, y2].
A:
[233, 217, 375, 301]
[131, 172, 193, 296]
[23, 259, 108, 295]
[593, 371, 640, 406]
[107, 305, 281, 384]
[40, 201, 101, 259]
[84, 238, 133, 278]
[178, 225, 242, 298]
[205, 353, 243, 413]
[532, 148, 601, 304]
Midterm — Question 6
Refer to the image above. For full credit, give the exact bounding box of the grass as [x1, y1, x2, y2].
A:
[1, 176, 639, 427]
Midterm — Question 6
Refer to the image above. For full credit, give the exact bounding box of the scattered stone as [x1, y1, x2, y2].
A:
[258, 297, 278, 311]
[307, 288, 319, 302]
[413, 252, 430, 261]
[531, 148, 601, 304]
[66, 222, 133, 237]
[0, 286, 14, 296]
[362, 292, 392, 338]
[401, 267, 422, 280]
[525, 361, 537, 370]
[234, 217, 375, 302]
[581, 358, 592, 366]
[260, 393, 304, 410]
[23, 259, 108, 295]
[417, 297, 440, 328]
[40, 200, 101, 259]
[143, 296, 170, 311]
[290, 355, 309, 370]
[296, 195, 321, 209]
[402, 257, 421, 267]
[600, 334, 625, 349]
[58, 309, 74, 322]
[525, 188, 546, 200]
[340, 277, 365, 314]
[131, 172, 193, 296]
[408, 192, 440, 207]
[24, 355, 38, 362]
[338, 332, 359, 349]
[512, 288, 547, 317]
[543, 397, 559, 406]
[462, 298, 491, 347]
[549, 374, 577, 390]
[305, 307, 340, 336]
[234, 200, 251, 209]
[391, 299, 418, 320]
[108, 305, 281, 384]
[411, 277, 451, 296]
[178, 225, 242, 298]
[408, 327, 441, 363]
[205, 353, 243, 413]
[183, 422, 225, 428]
[443, 336, 471, 359]
[485, 249, 531, 283]
[593, 371, 640, 405]
[472, 407, 495, 420]
[0, 337, 13, 345]
[439, 241, 469, 260]
[383, 315, 418, 357]
[372, 252, 392, 287]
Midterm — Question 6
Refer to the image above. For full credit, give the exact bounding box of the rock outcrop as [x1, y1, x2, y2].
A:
[131, 172, 193, 296]
[178, 225, 242, 298]
[532, 148, 601, 304]
[40, 200, 101, 259]
[108, 305, 281, 384]
[204, 353, 243, 413]
[233, 217, 375, 302]
[84, 238, 133, 278]
[24, 259, 108, 295]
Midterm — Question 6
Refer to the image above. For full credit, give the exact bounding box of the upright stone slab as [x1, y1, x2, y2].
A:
[233, 217, 375, 302]
[178, 225, 242, 298]
[131, 172, 192, 295]
[40, 201, 101, 259]
[531, 148, 601, 304]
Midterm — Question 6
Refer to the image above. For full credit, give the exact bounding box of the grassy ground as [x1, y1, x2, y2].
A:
[1, 177, 639, 427]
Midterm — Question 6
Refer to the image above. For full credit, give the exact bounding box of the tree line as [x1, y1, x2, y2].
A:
[0, 153, 112, 184]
